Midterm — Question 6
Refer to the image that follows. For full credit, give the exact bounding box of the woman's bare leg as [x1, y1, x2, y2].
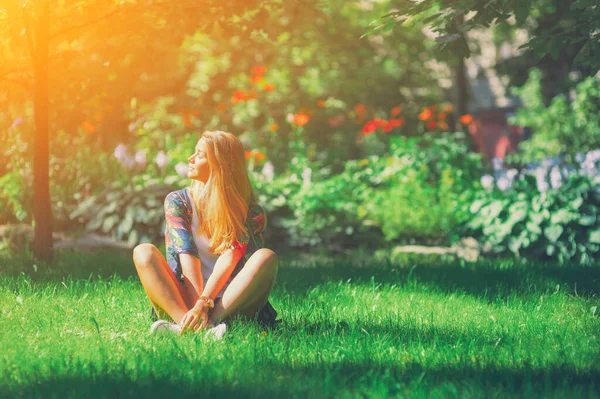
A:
[209, 248, 278, 325]
[132, 243, 193, 324]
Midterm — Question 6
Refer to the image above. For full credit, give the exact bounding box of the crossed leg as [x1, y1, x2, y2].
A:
[132, 243, 278, 327]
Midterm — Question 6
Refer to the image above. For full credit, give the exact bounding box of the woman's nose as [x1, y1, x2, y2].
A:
[188, 155, 194, 163]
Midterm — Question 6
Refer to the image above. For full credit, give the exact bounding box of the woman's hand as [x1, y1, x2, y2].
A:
[180, 301, 213, 333]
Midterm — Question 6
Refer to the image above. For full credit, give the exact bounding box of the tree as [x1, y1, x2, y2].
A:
[0, 0, 268, 261]
[367, 0, 600, 72]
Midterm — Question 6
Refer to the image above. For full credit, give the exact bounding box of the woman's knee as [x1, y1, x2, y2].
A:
[133, 243, 158, 267]
[254, 248, 278, 276]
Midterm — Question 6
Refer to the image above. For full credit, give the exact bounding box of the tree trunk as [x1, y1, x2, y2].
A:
[32, 1, 53, 262]
[454, 12, 473, 150]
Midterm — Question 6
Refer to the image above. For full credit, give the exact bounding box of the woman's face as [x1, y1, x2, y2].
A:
[187, 139, 211, 183]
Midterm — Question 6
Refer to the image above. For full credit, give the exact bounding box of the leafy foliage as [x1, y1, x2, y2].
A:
[70, 176, 185, 247]
[507, 68, 600, 164]
[372, 0, 600, 70]
[365, 133, 485, 244]
[468, 174, 600, 265]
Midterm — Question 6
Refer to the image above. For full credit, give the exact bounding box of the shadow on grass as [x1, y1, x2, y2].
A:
[4, 360, 599, 398]
[2, 248, 599, 301]
[276, 253, 600, 301]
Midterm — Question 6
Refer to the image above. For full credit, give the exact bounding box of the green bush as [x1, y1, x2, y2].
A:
[508, 68, 600, 164]
[70, 175, 185, 247]
[365, 133, 485, 244]
[0, 172, 29, 224]
[467, 174, 600, 265]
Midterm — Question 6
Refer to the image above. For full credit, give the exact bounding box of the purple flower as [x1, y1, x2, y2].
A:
[262, 161, 275, 182]
[155, 151, 169, 168]
[134, 150, 147, 167]
[535, 168, 548, 193]
[496, 175, 511, 191]
[175, 162, 189, 177]
[114, 144, 128, 161]
[480, 175, 494, 190]
[550, 165, 562, 189]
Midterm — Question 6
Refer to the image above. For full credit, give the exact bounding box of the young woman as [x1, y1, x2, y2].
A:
[133, 131, 279, 337]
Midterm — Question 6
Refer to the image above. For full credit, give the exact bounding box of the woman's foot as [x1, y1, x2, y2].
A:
[150, 320, 182, 335]
[204, 322, 227, 340]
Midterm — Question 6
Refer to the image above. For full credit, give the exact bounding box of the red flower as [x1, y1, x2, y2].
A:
[391, 106, 402, 117]
[389, 118, 403, 128]
[373, 119, 387, 128]
[251, 66, 267, 75]
[362, 120, 377, 135]
[354, 104, 366, 115]
[426, 121, 438, 129]
[317, 99, 326, 107]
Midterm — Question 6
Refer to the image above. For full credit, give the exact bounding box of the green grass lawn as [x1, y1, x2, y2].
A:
[1, 249, 599, 398]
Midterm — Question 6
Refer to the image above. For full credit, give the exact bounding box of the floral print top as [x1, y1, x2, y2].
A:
[163, 188, 267, 281]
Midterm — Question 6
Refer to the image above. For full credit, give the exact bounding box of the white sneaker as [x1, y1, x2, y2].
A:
[150, 320, 182, 335]
[204, 322, 227, 340]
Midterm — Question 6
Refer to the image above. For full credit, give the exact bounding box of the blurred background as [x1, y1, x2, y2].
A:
[1, 0, 599, 265]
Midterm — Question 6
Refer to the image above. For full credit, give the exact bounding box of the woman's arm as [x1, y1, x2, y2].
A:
[200, 246, 245, 300]
[180, 254, 204, 300]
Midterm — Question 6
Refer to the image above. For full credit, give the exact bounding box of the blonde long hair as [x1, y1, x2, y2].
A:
[188, 131, 255, 254]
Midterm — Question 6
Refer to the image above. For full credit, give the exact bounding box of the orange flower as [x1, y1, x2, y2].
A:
[250, 75, 264, 83]
[426, 121, 438, 129]
[81, 121, 96, 134]
[439, 121, 449, 131]
[251, 66, 267, 75]
[354, 104, 366, 115]
[217, 102, 227, 113]
[269, 123, 279, 132]
[437, 112, 446, 121]
[391, 106, 402, 117]
[263, 83, 275, 91]
[419, 108, 433, 121]
[459, 114, 473, 124]
[317, 99, 326, 107]
[245, 150, 266, 160]
[293, 113, 310, 126]
[443, 104, 453, 113]
[231, 90, 248, 104]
